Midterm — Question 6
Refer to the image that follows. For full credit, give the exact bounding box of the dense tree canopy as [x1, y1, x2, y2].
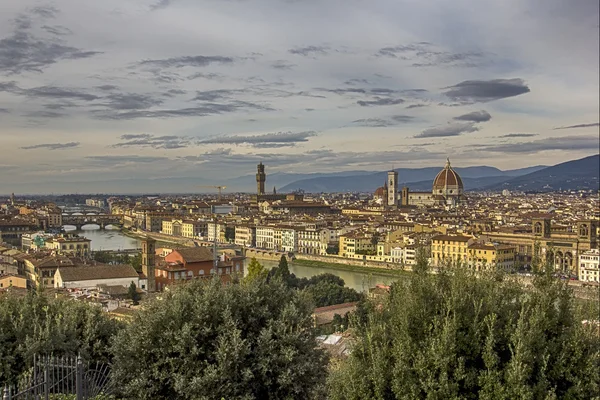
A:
[111, 276, 328, 400]
[0, 292, 122, 385]
[328, 266, 600, 400]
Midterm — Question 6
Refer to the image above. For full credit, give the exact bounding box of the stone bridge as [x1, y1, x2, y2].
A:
[62, 214, 122, 229]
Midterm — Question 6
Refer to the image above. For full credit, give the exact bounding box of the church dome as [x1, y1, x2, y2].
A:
[432, 158, 463, 195]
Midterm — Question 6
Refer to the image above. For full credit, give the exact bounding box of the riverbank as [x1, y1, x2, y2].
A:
[292, 259, 412, 278]
[120, 228, 187, 248]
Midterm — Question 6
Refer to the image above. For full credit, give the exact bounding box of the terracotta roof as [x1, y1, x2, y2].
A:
[432, 234, 472, 242]
[57, 264, 138, 282]
[174, 247, 214, 263]
[432, 159, 463, 189]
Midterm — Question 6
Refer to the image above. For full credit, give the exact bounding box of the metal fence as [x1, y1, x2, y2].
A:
[2, 355, 113, 400]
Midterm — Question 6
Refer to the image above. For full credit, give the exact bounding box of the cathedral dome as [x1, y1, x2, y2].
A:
[374, 186, 386, 197]
[432, 158, 463, 196]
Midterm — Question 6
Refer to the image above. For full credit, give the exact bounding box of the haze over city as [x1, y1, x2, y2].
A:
[1, 0, 599, 194]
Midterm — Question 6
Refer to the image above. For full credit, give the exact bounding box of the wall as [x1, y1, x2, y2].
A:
[244, 248, 286, 261]
[294, 253, 412, 271]
[56, 276, 138, 289]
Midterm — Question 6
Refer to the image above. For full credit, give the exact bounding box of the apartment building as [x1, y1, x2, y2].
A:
[339, 231, 376, 257]
[235, 225, 256, 247]
[256, 226, 275, 249]
[45, 234, 91, 257]
[579, 249, 599, 282]
[431, 234, 475, 267]
[467, 243, 516, 270]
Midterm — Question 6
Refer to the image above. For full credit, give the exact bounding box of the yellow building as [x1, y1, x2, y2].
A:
[431, 234, 475, 267]
[45, 234, 91, 257]
[339, 232, 376, 257]
[0, 274, 27, 289]
[467, 243, 516, 271]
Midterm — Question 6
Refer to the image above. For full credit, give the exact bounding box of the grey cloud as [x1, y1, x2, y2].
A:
[25, 86, 99, 101]
[352, 114, 415, 127]
[140, 55, 234, 68]
[203, 148, 232, 156]
[477, 135, 599, 153]
[150, 0, 172, 10]
[96, 85, 118, 91]
[25, 110, 67, 119]
[443, 79, 530, 102]
[42, 25, 72, 36]
[21, 142, 79, 150]
[0, 108, 8, 113]
[94, 101, 273, 120]
[113, 134, 190, 149]
[192, 89, 236, 101]
[85, 155, 168, 164]
[554, 122, 599, 130]
[453, 110, 492, 122]
[357, 98, 404, 107]
[187, 72, 225, 81]
[289, 46, 329, 56]
[376, 43, 431, 57]
[102, 92, 164, 110]
[0, 10, 102, 74]
[500, 133, 538, 138]
[200, 131, 316, 147]
[416, 122, 479, 138]
[271, 60, 296, 70]
[406, 104, 428, 109]
[120, 134, 151, 140]
[30, 6, 59, 18]
[344, 78, 370, 86]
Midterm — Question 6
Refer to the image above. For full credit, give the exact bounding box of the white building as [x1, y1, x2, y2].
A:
[579, 249, 599, 282]
[256, 226, 275, 249]
[207, 222, 224, 243]
[54, 264, 140, 290]
[235, 225, 255, 247]
[279, 228, 298, 253]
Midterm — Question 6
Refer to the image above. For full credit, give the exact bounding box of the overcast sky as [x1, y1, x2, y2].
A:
[1, 0, 598, 193]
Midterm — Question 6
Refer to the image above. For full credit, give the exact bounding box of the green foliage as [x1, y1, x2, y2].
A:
[304, 280, 363, 308]
[246, 257, 267, 281]
[111, 277, 328, 400]
[92, 250, 112, 264]
[225, 226, 235, 242]
[0, 292, 123, 386]
[326, 244, 339, 255]
[128, 281, 140, 305]
[328, 268, 599, 400]
[130, 253, 142, 272]
[274, 255, 290, 282]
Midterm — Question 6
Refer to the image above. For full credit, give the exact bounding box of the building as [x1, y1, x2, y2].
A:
[45, 233, 91, 257]
[145, 212, 174, 233]
[579, 249, 599, 282]
[387, 170, 399, 209]
[141, 237, 156, 292]
[431, 234, 475, 267]
[256, 226, 275, 249]
[400, 159, 465, 208]
[0, 274, 27, 290]
[467, 243, 516, 271]
[235, 225, 256, 247]
[256, 162, 266, 195]
[54, 264, 139, 290]
[162, 219, 183, 236]
[339, 231, 376, 258]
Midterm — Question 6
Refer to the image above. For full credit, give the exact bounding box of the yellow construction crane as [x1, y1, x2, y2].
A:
[197, 185, 227, 201]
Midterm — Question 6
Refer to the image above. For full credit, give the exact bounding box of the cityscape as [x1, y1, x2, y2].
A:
[1, 0, 599, 398]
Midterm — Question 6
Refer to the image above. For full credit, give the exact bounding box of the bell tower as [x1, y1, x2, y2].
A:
[141, 237, 156, 292]
[387, 170, 398, 209]
[532, 218, 551, 238]
[256, 162, 266, 195]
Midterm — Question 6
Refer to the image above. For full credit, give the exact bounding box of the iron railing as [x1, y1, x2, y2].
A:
[2, 354, 113, 400]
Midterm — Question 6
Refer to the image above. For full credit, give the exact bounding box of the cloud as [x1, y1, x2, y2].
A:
[477, 135, 599, 153]
[85, 155, 167, 164]
[200, 131, 316, 147]
[357, 98, 404, 107]
[102, 92, 164, 110]
[553, 122, 599, 130]
[25, 86, 99, 101]
[42, 25, 72, 36]
[271, 60, 296, 70]
[376, 42, 485, 68]
[0, 108, 8, 113]
[453, 110, 492, 122]
[443, 79, 530, 102]
[150, 0, 172, 10]
[499, 133, 538, 138]
[94, 101, 273, 120]
[289, 46, 329, 56]
[139, 55, 234, 68]
[21, 142, 79, 150]
[0, 8, 102, 74]
[406, 104, 428, 109]
[416, 122, 479, 138]
[95, 85, 118, 91]
[112, 134, 190, 149]
[351, 115, 414, 127]
[25, 110, 67, 119]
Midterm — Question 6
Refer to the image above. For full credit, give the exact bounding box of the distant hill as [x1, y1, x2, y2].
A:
[278, 165, 548, 193]
[483, 154, 599, 191]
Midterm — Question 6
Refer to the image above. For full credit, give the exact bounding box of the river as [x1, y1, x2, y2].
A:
[62, 225, 397, 292]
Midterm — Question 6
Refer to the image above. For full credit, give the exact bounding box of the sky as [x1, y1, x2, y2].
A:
[0, 0, 599, 194]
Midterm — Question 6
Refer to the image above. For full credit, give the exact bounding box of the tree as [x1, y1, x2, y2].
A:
[225, 226, 235, 243]
[0, 292, 123, 386]
[246, 257, 267, 281]
[328, 267, 599, 399]
[128, 281, 140, 305]
[111, 277, 328, 399]
[92, 250, 112, 264]
[273, 255, 290, 282]
[130, 253, 142, 272]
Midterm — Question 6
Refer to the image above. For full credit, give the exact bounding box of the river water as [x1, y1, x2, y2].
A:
[62, 225, 396, 292]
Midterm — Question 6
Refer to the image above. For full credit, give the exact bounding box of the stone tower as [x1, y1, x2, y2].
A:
[141, 237, 156, 292]
[256, 162, 266, 195]
[387, 170, 398, 208]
